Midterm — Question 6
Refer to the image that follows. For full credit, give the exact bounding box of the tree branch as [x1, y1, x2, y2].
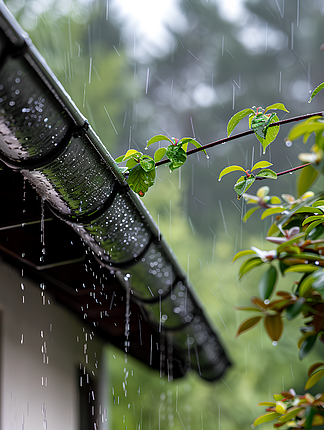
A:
[255, 163, 311, 180]
[155, 111, 323, 167]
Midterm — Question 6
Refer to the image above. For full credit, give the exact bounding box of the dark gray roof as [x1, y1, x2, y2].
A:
[0, 1, 230, 381]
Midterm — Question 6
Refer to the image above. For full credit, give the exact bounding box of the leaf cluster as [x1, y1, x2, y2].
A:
[115, 135, 206, 196]
[234, 195, 324, 361]
[218, 161, 277, 199]
[254, 390, 324, 429]
[227, 103, 289, 154]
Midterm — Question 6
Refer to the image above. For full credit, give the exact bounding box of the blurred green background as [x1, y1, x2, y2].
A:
[5, 0, 324, 428]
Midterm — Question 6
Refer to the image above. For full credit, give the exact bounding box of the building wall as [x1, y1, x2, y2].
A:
[0, 256, 109, 430]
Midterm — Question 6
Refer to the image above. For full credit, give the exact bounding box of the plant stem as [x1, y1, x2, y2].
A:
[255, 163, 311, 180]
[155, 111, 323, 167]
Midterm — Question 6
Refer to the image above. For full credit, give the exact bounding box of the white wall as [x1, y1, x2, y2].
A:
[0, 256, 109, 430]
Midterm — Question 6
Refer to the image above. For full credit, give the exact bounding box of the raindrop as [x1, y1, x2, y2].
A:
[315, 261, 320, 265]
[264, 299, 270, 305]
[272, 341, 278, 346]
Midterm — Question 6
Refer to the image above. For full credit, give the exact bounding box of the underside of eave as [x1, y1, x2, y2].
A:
[0, 165, 189, 378]
[0, 1, 231, 382]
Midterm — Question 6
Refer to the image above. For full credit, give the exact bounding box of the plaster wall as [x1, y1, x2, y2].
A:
[0, 256, 109, 430]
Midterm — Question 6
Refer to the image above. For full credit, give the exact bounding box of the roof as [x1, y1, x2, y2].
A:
[0, 1, 230, 381]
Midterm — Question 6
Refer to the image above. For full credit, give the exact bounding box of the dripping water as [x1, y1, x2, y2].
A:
[40, 198, 46, 262]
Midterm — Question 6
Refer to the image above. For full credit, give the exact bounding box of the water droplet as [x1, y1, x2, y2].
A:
[272, 341, 278, 346]
[264, 299, 270, 305]
[285, 140, 292, 147]
[218, 178, 222, 182]
[315, 261, 320, 265]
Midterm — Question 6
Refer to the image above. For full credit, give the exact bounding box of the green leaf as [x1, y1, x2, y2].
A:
[312, 200, 324, 207]
[218, 165, 246, 180]
[273, 394, 285, 401]
[270, 196, 281, 205]
[312, 270, 324, 298]
[180, 138, 207, 156]
[299, 334, 317, 360]
[264, 103, 289, 113]
[251, 160, 273, 171]
[305, 220, 324, 237]
[305, 369, 324, 389]
[299, 275, 316, 297]
[297, 164, 319, 197]
[166, 145, 187, 171]
[277, 408, 303, 423]
[260, 207, 284, 220]
[253, 412, 280, 427]
[124, 149, 141, 160]
[295, 207, 323, 214]
[288, 118, 324, 143]
[146, 134, 173, 148]
[264, 314, 283, 341]
[284, 264, 318, 275]
[268, 222, 280, 237]
[255, 114, 280, 154]
[236, 315, 262, 337]
[243, 206, 260, 222]
[256, 169, 277, 179]
[154, 147, 167, 163]
[286, 298, 305, 320]
[126, 157, 138, 170]
[227, 108, 255, 136]
[308, 82, 324, 103]
[258, 266, 277, 300]
[140, 156, 155, 172]
[231, 249, 257, 263]
[127, 164, 156, 197]
[115, 154, 126, 163]
[238, 257, 264, 278]
[302, 215, 324, 226]
[234, 175, 255, 199]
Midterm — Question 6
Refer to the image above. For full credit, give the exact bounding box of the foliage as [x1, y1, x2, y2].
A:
[115, 80, 324, 428]
[254, 390, 324, 429]
[231, 83, 324, 428]
[115, 135, 207, 196]
[218, 161, 277, 199]
[227, 103, 289, 153]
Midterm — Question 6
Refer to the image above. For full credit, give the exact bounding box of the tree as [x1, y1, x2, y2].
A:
[116, 80, 324, 428]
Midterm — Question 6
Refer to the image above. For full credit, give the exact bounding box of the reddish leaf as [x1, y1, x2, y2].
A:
[236, 316, 262, 337]
[264, 314, 283, 341]
[251, 296, 268, 309]
[308, 362, 324, 377]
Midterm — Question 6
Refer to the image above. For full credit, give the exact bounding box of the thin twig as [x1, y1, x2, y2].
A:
[155, 111, 323, 167]
[255, 163, 311, 180]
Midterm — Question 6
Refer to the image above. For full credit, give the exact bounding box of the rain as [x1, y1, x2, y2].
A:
[1, 0, 324, 429]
